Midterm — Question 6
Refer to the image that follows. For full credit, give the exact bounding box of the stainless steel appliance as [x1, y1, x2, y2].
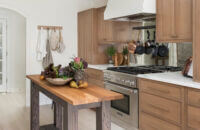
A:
[104, 65, 182, 128]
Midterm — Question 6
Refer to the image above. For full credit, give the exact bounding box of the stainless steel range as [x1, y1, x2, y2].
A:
[104, 65, 182, 128]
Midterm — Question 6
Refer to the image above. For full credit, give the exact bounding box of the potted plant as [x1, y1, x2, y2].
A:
[69, 57, 88, 82]
[122, 46, 129, 65]
[106, 45, 116, 64]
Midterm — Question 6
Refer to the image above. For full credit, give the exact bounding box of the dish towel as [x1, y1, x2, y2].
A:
[42, 30, 54, 69]
[57, 30, 65, 53]
[36, 29, 47, 61]
[49, 30, 59, 51]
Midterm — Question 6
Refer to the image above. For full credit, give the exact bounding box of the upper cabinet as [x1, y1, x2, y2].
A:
[78, 9, 96, 64]
[78, 8, 109, 64]
[97, 7, 114, 43]
[78, 7, 140, 64]
[97, 7, 140, 44]
[156, 0, 192, 43]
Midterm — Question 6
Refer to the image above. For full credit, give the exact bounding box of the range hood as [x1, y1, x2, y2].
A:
[104, 0, 156, 22]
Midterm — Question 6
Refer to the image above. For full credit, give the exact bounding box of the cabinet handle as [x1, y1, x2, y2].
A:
[149, 87, 170, 94]
[171, 0, 178, 38]
[149, 104, 170, 113]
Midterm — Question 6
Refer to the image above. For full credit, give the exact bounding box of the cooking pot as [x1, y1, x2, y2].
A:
[158, 44, 169, 57]
[145, 30, 153, 55]
[135, 31, 145, 55]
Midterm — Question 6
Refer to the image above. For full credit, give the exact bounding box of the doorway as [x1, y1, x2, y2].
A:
[0, 7, 26, 93]
[0, 18, 7, 92]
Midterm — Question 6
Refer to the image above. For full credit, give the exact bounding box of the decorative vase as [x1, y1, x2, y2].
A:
[74, 70, 86, 82]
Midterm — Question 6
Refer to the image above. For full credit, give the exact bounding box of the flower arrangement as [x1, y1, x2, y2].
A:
[70, 57, 88, 70]
[40, 57, 88, 88]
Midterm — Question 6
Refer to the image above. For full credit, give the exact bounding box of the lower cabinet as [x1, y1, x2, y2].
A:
[140, 93, 181, 124]
[85, 68, 104, 88]
[140, 112, 181, 130]
[139, 78, 185, 130]
[187, 106, 200, 130]
[187, 89, 200, 130]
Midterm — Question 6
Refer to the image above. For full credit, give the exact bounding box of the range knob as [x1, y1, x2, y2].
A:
[130, 81, 135, 86]
[116, 77, 121, 82]
[121, 79, 125, 83]
[125, 80, 131, 86]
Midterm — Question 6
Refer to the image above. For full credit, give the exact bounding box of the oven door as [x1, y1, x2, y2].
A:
[104, 82, 138, 127]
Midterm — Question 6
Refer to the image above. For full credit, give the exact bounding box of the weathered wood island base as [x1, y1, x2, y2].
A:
[27, 75, 123, 130]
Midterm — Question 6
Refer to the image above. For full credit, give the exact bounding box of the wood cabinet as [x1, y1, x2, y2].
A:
[140, 92, 181, 124]
[139, 78, 200, 130]
[97, 7, 140, 44]
[187, 106, 200, 130]
[139, 79, 185, 130]
[156, 0, 192, 43]
[85, 68, 104, 88]
[97, 7, 114, 43]
[187, 89, 200, 130]
[193, 0, 200, 82]
[78, 8, 108, 64]
[140, 112, 181, 130]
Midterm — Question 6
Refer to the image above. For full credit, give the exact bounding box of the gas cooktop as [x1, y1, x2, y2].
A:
[107, 65, 182, 75]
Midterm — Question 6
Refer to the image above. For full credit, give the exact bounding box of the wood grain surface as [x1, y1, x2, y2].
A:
[27, 75, 123, 106]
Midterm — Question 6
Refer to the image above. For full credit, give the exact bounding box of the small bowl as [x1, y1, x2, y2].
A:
[46, 78, 72, 86]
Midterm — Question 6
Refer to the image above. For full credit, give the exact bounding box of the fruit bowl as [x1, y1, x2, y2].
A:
[46, 78, 72, 86]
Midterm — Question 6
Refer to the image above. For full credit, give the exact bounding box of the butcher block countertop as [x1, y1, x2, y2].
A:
[27, 75, 123, 106]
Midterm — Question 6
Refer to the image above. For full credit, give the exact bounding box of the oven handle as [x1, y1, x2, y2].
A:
[104, 82, 138, 94]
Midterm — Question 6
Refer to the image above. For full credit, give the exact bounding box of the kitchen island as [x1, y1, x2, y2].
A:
[27, 75, 123, 130]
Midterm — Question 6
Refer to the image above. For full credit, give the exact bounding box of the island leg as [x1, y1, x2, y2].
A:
[63, 103, 78, 130]
[31, 82, 40, 130]
[96, 101, 111, 130]
[54, 102, 63, 130]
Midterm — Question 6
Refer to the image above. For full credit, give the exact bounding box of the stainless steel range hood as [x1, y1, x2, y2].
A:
[104, 0, 156, 22]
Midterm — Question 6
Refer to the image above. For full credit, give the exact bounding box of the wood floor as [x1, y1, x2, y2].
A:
[0, 92, 128, 130]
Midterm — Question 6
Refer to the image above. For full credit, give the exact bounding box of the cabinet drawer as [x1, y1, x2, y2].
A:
[188, 89, 200, 107]
[85, 68, 103, 81]
[188, 106, 200, 129]
[140, 93, 181, 124]
[140, 112, 181, 130]
[139, 79, 182, 101]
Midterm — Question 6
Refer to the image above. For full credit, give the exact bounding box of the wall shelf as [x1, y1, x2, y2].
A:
[132, 25, 156, 30]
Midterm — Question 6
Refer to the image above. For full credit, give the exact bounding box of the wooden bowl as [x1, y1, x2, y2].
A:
[46, 78, 72, 86]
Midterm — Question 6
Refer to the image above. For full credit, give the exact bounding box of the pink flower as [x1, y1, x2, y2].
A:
[74, 57, 81, 63]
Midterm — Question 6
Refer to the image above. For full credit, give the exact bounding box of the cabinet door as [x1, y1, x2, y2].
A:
[97, 7, 114, 43]
[188, 106, 200, 130]
[78, 9, 94, 63]
[140, 112, 180, 130]
[156, 0, 192, 43]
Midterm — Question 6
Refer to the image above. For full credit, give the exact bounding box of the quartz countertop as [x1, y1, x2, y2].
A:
[137, 72, 200, 89]
[88, 64, 141, 71]
[88, 64, 114, 70]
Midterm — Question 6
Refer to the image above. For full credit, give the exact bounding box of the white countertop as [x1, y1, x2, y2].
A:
[88, 64, 114, 70]
[138, 72, 200, 89]
[88, 64, 141, 71]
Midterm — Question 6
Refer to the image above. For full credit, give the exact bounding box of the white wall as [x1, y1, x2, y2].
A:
[0, 0, 95, 106]
[0, 8, 26, 93]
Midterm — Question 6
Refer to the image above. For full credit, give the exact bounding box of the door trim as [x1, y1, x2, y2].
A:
[0, 18, 7, 92]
